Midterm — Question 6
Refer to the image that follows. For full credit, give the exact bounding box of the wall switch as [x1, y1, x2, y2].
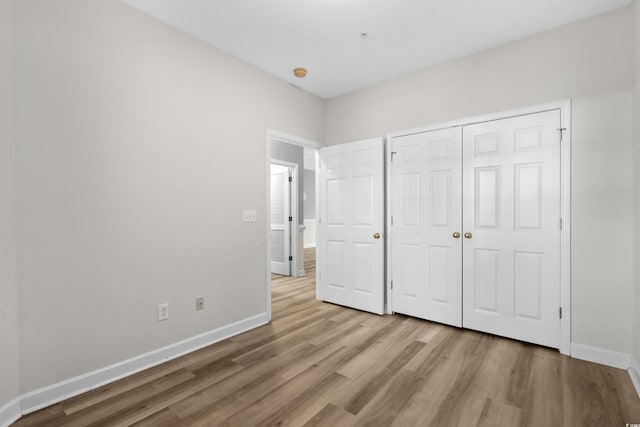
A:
[158, 303, 169, 321]
[243, 210, 257, 223]
[196, 297, 204, 311]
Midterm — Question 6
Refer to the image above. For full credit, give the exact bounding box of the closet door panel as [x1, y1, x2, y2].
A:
[391, 128, 463, 327]
[462, 110, 561, 348]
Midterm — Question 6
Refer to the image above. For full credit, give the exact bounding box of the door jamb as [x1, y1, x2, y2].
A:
[266, 129, 323, 321]
[385, 100, 572, 355]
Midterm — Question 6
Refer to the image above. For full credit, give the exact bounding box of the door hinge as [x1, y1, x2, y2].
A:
[391, 216, 394, 226]
[288, 176, 293, 182]
[288, 216, 293, 222]
[390, 280, 393, 290]
[558, 127, 567, 142]
[560, 217, 563, 230]
[559, 307, 563, 319]
[288, 255, 293, 262]
[390, 151, 397, 162]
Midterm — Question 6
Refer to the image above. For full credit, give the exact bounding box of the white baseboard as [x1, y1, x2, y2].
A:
[0, 397, 21, 427]
[571, 343, 631, 369]
[629, 357, 640, 398]
[19, 312, 269, 416]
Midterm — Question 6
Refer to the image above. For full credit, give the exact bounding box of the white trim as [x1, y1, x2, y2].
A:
[570, 343, 631, 370]
[385, 137, 393, 315]
[386, 100, 574, 140]
[0, 397, 21, 427]
[297, 224, 306, 276]
[629, 357, 640, 398]
[19, 312, 268, 416]
[315, 149, 321, 300]
[559, 101, 572, 356]
[266, 129, 323, 150]
[266, 129, 323, 316]
[386, 99, 572, 354]
[266, 137, 273, 321]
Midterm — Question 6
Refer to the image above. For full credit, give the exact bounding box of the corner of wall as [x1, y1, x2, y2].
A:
[633, 0, 640, 395]
[630, 356, 640, 398]
[629, 358, 640, 397]
[0, 398, 21, 427]
[0, 0, 21, 424]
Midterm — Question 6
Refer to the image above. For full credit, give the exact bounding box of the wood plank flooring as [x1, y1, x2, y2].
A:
[14, 248, 640, 426]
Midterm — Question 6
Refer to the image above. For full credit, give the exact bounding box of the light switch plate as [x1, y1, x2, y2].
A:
[243, 210, 257, 223]
[158, 303, 169, 321]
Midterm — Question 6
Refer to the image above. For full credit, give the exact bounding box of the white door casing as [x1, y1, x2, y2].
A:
[390, 127, 463, 327]
[270, 164, 291, 276]
[318, 138, 385, 315]
[462, 110, 561, 348]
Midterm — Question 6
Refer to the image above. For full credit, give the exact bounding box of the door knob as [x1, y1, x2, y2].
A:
[452, 232, 461, 239]
[464, 232, 472, 239]
[373, 233, 381, 239]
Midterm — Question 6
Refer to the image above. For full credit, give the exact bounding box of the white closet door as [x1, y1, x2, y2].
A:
[318, 138, 385, 315]
[391, 128, 463, 327]
[270, 164, 291, 276]
[462, 110, 561, 348]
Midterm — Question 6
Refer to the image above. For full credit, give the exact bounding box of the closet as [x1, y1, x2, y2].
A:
[389, 109, 562, 348]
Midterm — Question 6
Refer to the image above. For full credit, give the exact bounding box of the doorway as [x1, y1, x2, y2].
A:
[265, 130, 323, 321]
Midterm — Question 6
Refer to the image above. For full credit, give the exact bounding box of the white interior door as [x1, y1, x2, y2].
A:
[270, 164, 291, 276]
[390, 128, 463, 327]
[318, 138, 385, 315]
[462, 110, 561, 348]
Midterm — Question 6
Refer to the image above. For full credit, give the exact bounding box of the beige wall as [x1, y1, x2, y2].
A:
[14, 0, 323, 392]
[326, 7, 635, 354]
[0, 0, 20, 410]
[633, 0, 640, 368]
[5, 0, 638, 404]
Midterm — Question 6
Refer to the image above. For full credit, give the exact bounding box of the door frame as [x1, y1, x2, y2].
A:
[386, 100, 572, 355]
[265, 129, 323, 321]
[270, 160, 297, 277]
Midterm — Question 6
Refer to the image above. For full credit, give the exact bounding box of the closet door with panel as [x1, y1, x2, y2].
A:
[391, 127, 463, 327]
[462, 110, 561, 348]
[390, 110, 562, 349]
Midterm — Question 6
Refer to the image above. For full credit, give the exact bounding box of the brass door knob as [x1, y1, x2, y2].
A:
[373, 233, 381, 239]
[452, 232, 461, 239]
[464, 232, 472, 239]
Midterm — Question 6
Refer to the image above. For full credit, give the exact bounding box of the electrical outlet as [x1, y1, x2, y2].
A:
[243, 209, 257, 223]
[158, 303, 169, 321]
[196, 297, 204, 311]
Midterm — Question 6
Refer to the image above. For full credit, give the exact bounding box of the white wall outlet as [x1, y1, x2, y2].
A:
[196, 297, 204, 311]
[243, 209, 257, 223]
[158, 303, 169, 321]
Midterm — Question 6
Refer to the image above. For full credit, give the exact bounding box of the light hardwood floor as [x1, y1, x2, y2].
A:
[14, 248, 640, 426]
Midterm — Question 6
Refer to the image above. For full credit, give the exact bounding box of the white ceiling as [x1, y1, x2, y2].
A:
[123, 0, 631, 99]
